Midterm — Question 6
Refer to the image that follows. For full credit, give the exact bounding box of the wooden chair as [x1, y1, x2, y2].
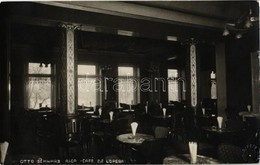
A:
[217, 143, 245, 163]
[132, 138, 167, 164]
[154, 126, 169, 139]
[58, 117, 83, 159]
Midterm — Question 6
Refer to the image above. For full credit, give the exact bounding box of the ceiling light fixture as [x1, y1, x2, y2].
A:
[235, 33, 242, 39]
[223, 7, 258, 38]
[245, 9, 254, 28]
[244, 17, 253, 28]
[222, 27, 230, 36]
[248, 8, 259, 22]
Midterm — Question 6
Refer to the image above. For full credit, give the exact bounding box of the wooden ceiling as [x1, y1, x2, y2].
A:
[131, 1, 257, 22]
[5, 1, 259, 43]
[3, 1, 258, 66]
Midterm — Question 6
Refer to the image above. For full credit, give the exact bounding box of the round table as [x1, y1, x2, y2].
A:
[78, 107, 93, 111]
[86, 111, 95, 114]
[196, 115, 217, 127]
[91, 115, 101, 119]
[238, 111, 259, 121]
[78, 108, 94, 116]
[202, 126, 238, 144]
[202, 126, 236, 134]
[116, 133, 154, 145]
[163, 154, 221, 164]
[121, 109, 135, 113]
[202, 126, 238, 137]
[152, 115, 172, 119]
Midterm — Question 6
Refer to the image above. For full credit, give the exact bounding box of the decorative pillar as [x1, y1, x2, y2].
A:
[190, 41, 198, 107]
[185, 38, 200, 108]
[59, 24, 79, 116]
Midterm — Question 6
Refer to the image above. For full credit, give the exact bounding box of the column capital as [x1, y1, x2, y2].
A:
[181, 38, 198, 46]
[189, 38, 198, 45]
[60, 23, 81, 30]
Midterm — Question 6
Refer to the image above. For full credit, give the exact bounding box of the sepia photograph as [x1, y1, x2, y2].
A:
[0, 1, 259, 164]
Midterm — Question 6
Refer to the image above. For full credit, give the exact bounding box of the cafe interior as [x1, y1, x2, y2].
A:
[0, 1, 259, 164]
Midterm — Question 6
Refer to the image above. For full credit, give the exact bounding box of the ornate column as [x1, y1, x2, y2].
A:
[190, 42, 197, 107]
[59, 24, 79, 116]
[186, 39, 199, 108]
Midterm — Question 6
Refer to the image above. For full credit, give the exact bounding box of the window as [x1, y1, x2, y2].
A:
[168, 69, 179, 102]
[26, 63, 52, 109]
[118, 66, 139, 104]
[210, 71, 217, 99]
[78, 65, 99, 107]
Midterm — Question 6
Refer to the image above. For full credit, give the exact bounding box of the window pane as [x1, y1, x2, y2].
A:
[168, 69, 178, 77]
[28, 63, 51, 74]
[211, 81, 217, 99]
[78, 69, 99, 106]
[118, 66, 135, 104]
[27, 77, 51, 109]
[168, 80, 178, 101]
[78, 65, 96, 75]
[118, 67, 134, 76]
[168, 69, 179, 102]
[118, 78, 134, 104]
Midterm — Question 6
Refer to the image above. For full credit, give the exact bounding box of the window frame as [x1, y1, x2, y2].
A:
[77, 64, 101, 107]
[117, 66, 140, 105]
[25, 62, 55, 110]
[167, 69, 181, 102]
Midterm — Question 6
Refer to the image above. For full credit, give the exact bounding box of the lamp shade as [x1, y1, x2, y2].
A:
[131, 122, 138, 136]
[235, 33, 242, 39]
[223, 28, 229, 36]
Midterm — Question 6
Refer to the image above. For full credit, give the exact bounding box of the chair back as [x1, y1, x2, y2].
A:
[225, 119, 244, 131]
[60, 117, 82, 142]
[139, 139, 166, 164]
[201, 98, 217, 115]
[36, 113, 58, 137]
[110, 118, 129, 135]
[154, 126, 169, 139]
[217, 143, 244, 163]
